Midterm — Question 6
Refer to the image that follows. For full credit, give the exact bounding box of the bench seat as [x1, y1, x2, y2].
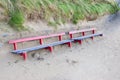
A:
[72, 33, 103, 40]
[11, 39, 74, 54]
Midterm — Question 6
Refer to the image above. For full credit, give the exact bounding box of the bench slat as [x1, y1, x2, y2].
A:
[11, 45, 49, 54]
[47, 40, 74, 46]
[9, 33, 65, 44]
[72, 33, 103, 40]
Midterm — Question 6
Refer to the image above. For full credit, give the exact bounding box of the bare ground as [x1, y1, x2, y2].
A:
[0, 12, 120, 80]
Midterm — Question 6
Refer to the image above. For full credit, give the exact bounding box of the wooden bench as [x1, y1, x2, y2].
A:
[11, 39, 74, 60]
[9, 32, 72, 60]
[9, 28, 102, 60]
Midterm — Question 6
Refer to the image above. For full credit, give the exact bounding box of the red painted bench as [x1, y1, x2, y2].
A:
[9, 28, 101, 60]
[69, 28, 96, 44]
[9, 32, 67, 60]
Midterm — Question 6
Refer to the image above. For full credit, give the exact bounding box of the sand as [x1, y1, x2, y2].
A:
[0, 12, 120, 80]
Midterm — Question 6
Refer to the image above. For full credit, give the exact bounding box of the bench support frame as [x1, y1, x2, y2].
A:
[48, 47, 53, 52]
[22, 52, 27, 60]
[13, 43, 17, 50]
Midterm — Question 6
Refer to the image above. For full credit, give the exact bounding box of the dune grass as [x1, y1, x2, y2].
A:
[0, 0, 119, 30]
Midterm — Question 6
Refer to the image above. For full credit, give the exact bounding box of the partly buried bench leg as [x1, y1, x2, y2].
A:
[74, 40, 82, 45]
[48, 46, 53, 52]
[21, 52, 27, 60]
[67, 42, 72, 48]
[78, 40, 82, 44]
[91, 36, 94, 40]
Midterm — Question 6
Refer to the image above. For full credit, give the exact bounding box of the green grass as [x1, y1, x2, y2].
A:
[0, 0, 119, 30]
[9, 10, 25, 30]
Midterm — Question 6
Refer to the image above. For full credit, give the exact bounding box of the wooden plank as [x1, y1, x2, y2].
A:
[72, 33, 103, 40]
[69, 28, 96, 34]
[9, 32, 65, 44]
[47, 40, 74, 46]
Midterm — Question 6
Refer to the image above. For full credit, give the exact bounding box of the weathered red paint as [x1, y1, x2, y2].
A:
[48, 47, 53, 52]
[78, 40, 82, 44]
[59, 35, 62, 41]
[67, 42, 72, 47]
[22, 52, 27, 60]
[13, 43, 17, 50]
[39, 39, 43, 44]
[70, 34, 73, 39]
[69, 28, 96, 39]
[82, 32, 85, 36]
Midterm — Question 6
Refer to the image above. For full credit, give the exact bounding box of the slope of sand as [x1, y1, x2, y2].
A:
[0, 12, 120, 80]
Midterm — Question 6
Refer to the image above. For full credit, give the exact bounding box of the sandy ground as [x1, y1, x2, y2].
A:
[0, 12, 120, 80]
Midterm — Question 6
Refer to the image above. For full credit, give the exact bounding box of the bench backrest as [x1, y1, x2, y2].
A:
[9, 32, 65, 44]
[9, 32, 65, 50]
[69, 28, 96, 34]
[69, 28, 96, 38]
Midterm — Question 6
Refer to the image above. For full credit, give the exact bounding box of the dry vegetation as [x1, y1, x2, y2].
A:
[0, 0, 119, 30]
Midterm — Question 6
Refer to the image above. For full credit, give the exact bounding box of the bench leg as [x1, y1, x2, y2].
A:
[13, 43, 17, 50]
[39, 39, 43, 44]
[92, 30, 95, 34]
[59, 35, 62, 41]
[48, 47, 53, 52]
[82, 32, 85, 36]
[91, 37, 94, 40]
[78, 40, 82, 44]
[22, 52, 27, 60]
[91, 30, 95, 40]
[67, 42, 72, 48]
[70, 34, 73, 39]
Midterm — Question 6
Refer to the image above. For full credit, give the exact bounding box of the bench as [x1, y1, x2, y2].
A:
[11, 39, 74, 60]
[9, 28, 102, 60]
[9, 32, 71, 60]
